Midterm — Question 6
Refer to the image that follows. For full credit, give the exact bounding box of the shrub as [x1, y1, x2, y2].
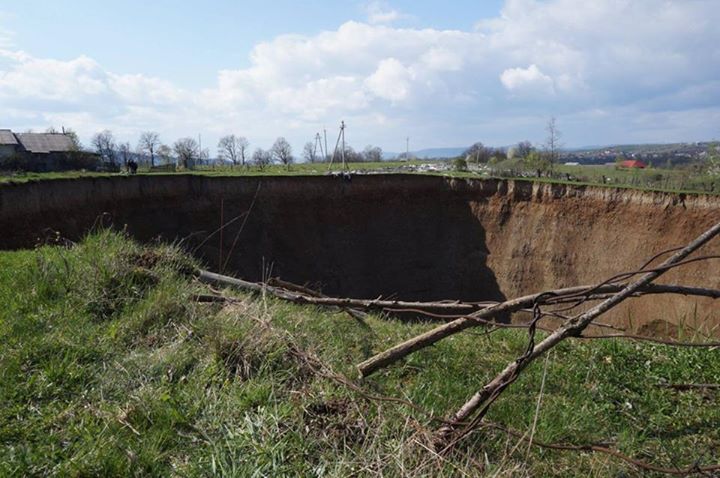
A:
[452, 157, 468, 172]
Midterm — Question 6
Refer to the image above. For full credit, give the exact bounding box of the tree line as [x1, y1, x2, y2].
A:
[458, 117, 563, 173]
[82, 129, 386, 171]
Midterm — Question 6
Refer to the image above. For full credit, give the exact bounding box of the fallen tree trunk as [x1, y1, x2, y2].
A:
[197, 269, 481, 313]
[199, 269, 720, 325]
[434, 220, 720, 445]
[357, 282, 720, 377]
[196, 269, 373, 321]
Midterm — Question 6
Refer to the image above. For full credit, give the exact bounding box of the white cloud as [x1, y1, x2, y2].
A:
[500, 64, 554, 95]
[0, 54, 109, 101]
[364, 58, 415, 102]
[1, 0, 720, 150]
[109, 74, 186, 106]
[365, 1, 403, 25]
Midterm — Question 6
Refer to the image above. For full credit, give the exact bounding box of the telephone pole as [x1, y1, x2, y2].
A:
[328, 120, 348, 171]
[324, 128, 328, 162]
[314, 132, 324, 161]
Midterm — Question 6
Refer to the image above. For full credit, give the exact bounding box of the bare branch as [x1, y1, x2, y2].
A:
[434, 220, 720, 446]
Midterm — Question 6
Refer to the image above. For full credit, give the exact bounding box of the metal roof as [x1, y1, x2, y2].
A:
[16, 133, 74, 153]
[0, 129, 18, 146]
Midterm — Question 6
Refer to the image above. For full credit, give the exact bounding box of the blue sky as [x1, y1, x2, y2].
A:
[1, 0, 719, 154]
[3, 1, 504, 88]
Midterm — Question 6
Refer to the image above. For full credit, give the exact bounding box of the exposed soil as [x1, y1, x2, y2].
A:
[1, 174, 718, 333]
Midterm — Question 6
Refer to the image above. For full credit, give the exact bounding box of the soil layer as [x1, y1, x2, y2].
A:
[1, 174, 717, 333]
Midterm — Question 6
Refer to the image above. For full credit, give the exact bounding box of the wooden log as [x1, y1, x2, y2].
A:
[197, 269, 481, 313]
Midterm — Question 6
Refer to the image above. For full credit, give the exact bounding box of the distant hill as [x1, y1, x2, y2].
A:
[383, 147, 465, 160]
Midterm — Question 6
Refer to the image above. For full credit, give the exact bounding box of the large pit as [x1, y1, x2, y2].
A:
[1, 174, 718, 332]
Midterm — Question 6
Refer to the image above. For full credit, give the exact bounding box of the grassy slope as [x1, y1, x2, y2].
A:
[1, 232, 719, 476]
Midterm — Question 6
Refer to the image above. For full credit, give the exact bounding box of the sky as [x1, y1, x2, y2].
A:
[1, 0, 719, 154]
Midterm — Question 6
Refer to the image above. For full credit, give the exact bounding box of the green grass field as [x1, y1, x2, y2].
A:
[1, 231, 719, 476]
[2, 159, 719, 196]
[0, 161, 415, 184]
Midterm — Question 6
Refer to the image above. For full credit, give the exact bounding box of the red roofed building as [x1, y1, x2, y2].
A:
[620, 159, 647, 169]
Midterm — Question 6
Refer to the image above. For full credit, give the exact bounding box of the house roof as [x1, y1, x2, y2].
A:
[621, 159, 647, 168]
[0, 129, 19, 146]
[16, 133, 74, 153]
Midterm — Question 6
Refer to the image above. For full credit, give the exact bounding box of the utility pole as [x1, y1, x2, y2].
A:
[406, 136, 410, 160]
[324, 128, 328, 162]
[314, 132, 324, 161]
[341, 121, 346, 169]
[328, 120, 348, 171]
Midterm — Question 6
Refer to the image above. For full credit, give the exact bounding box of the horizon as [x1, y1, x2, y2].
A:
[1, 1, 719, 154]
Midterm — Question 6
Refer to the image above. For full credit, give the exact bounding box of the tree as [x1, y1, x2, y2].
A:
[138, 131, 161, 168]
[489, 148, 506, 164]
[217, 134, 249, 167]
[463, 142, 491, 164]
[363, 145, 383, 163]
[524, 150, 551, 175]
[157, 144, 173, 165]
[544, 117, 562, 169]
[118, 142, 132, 167]
[343, 146, 362, 163]
[516, 140, 533, 159]
[252, 148, 272, 170]
[706, 143, 720, 176]
[173, 137, 201, 169]
[302, 142, 317, 163]
[452, 157, 468, 172]
[271, 137, 293, 170]
[91, 130, 117, 166]
[63, 128, 82, 151]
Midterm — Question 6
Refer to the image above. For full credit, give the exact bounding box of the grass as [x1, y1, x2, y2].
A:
[0, 161, 417, 184]
[1, 231, 719, 476]
[2, 159, 719, 196]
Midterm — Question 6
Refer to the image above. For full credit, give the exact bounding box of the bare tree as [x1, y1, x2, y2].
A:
[343, 146, 363, 163]
[118, 142, 132, 167]
[138, 131, 161, 168]
[302, 142, 317, 163]
[61, 128, 82, 151]
[544, 117, 562, 168]
[271, 137, 294, 170]
[157, 144, 173, 165]
[363, 145, 383, 162]
[199, 146, 210, 166]
[252, 148, 272, 170]
[173, 137, 201, 169]
[464, 142, 491, 164]
[516, 140, 533, 159]
[217, 134, 249, 167]
[218, 136, 239, 165]
[91, 130, 117, 167]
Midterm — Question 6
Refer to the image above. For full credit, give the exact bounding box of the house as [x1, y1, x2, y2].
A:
[0, 130, 20, 159]
[620, 159, 647, 169]
[0, 129, 98, 171]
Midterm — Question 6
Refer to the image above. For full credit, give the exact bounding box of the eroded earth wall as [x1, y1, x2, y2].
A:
[1, 174, 717, 332]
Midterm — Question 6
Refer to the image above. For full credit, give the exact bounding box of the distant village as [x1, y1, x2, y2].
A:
[0, 126, 717, 174]
[560, 142, 715, 168]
